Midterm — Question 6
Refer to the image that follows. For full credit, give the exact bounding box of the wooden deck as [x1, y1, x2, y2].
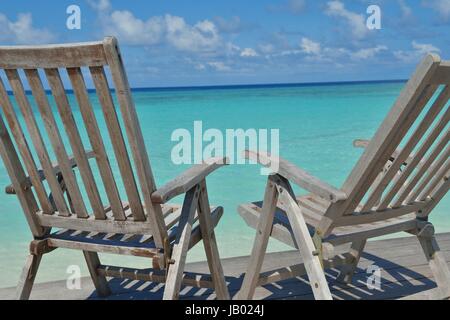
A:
[1, 232, 450, 300]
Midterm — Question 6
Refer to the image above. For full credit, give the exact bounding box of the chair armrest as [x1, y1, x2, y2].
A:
[151, 157, 229, 204]
[243, 150, 346, 202]
[5, 151, 95, 195]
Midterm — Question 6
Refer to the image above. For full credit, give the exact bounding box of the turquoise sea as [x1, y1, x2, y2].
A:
[0, 81, 449, 288]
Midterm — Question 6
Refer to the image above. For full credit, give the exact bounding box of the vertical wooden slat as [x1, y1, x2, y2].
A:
[24, 69, 88, 218]
[89, 65, 144, 221]
[103, 37, 167, 248]
[417, 158, 450, 202]
[44, 68, 105, 219]
[410, 145, 450, 202]
[67, 67, 126, 221]
[362, 86, 449, 211]
[386, 117, 450, 208]
[379, 107, 450, 209]
[333, 55, 441, 219]
[419, 171, 450, 218]
[0, 114, 46, 237]
[0, 76, 53, 213]
[5, 69, 70, 216]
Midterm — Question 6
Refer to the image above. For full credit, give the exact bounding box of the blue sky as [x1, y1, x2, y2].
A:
[0, 0, 449, 87]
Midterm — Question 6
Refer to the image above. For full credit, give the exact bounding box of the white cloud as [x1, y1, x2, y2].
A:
[394, 41, 440, 62]
[165, 15, 220, 52]
[107, 11, 164, 45]
[240, 48, 258, 57]
[207, 61, 231, 71]
[351, 45, 388, 60]
[0, 12, 55, 44]
[87, 0, 111, 11]
[300, 37, 321, 55]
[325, 1, 368, 40]
[90, 0, 221, 52]
[423, 0, 450, 21]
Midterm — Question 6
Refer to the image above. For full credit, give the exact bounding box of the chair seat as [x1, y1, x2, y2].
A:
[45, 203, 223, 260]
[238, 196, 418, 248]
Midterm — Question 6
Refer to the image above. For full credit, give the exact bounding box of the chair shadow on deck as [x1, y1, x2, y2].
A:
[84, 250, 437, 300]
[260, 251, 436, 300]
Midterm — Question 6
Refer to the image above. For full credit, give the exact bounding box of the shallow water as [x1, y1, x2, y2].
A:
[0, 81, 448, 288]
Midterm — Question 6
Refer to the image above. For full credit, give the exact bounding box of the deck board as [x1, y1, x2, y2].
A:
[1, 232, 450, 300]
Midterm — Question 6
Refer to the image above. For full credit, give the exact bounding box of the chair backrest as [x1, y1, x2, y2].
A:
[0, 37, 167, 247]
[325, 54, 449, 230]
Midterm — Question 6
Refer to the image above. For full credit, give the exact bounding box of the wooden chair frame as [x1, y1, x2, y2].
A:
[238, 54, 450, 300]
[0, 37, 230, 300]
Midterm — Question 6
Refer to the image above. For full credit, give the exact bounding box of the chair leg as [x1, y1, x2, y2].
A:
[336, 239, 366, 284]
[197, 181, 230, 300]
[16, 253, 42, 300]
[163, 186, 199, 300]
[238, 177, 279, 300]
[83, 251, 111, 297]
[417, 234, 450, 299]
[277, 179, 333, 300]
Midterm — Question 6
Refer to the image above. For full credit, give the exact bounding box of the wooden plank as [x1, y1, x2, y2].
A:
[98, 265, 215, 289]
[45, 68, 105, 219]
[47, 237, 163, 259]
[276, 178, 332, 300]
[151, 157, 228, 204]
[163, 185, 200, 300]
[5, 69, 70, 215]
[336, 240, 366, 284]
[238, 176, 279, 299]
[336, 55, 441, 220]
[420, 176, 450, 217]
[102, 36, 167, 248]
[0, 77, 53, 213]
[0, 115, 46, 237]
[67, 67, 126, 221]
[335, 202, 426, 227]
[36, 212, 155, 235]
[83, 251, 111, 297]
[244, 150, 346, 202]
[431, 63, 450, 84]
[380, 109, 450, 209]
[196, 180, 230, 300]
[15, 254, 42, 300]
[417, 235, 450, 299]
[5, 151, 95, 195]
[25, 69, 88, 218]
[414, 147, 450, 202]
[89, 66, 144, 221]
[239, 201, 419, 247]
[188, 206, 223, 250]
[362, 86, 449, 212]
[418, 160, 449, 201]
[0, 41, 106, 69]
[390, 127, 450, 208]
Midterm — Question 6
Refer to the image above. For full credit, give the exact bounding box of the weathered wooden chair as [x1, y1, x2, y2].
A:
[0, 37, 230, 300]
[238, 54, 450, 300]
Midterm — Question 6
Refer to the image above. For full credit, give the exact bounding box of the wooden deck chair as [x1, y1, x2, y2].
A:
[0, 37, 230, 300]
[238, 54, 450, 300]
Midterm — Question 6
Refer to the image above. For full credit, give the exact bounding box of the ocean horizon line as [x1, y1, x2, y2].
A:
[9, 78, 407, 96]
[128, 79, 407, 92]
